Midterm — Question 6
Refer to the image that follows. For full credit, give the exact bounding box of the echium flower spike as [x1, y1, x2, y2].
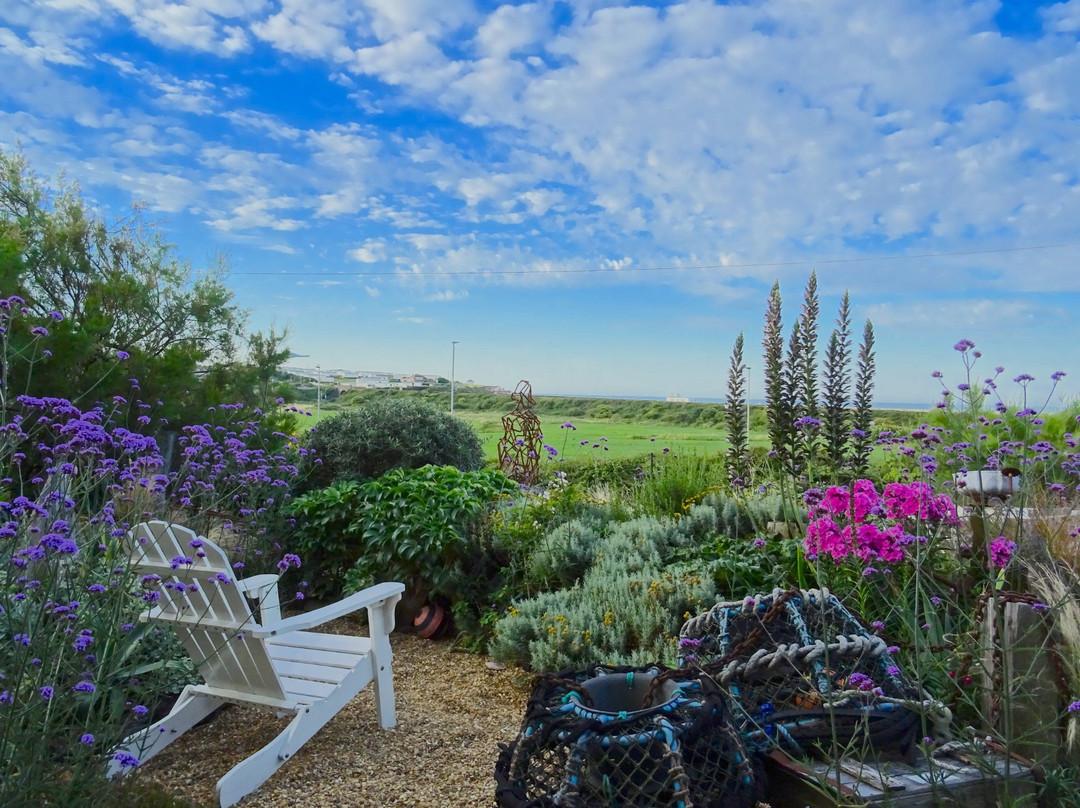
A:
[762, 281, 790, 471]
[822, 290, 853, 471]
[850, 319, 876, 475]
[725, 332, 749, 486]
[795, 271, 821, 472]
[782, 313, 804, 473]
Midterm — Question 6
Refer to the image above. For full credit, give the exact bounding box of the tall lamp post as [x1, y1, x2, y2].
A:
[450, 341, 459, 415]
[316, 364, 321, 419]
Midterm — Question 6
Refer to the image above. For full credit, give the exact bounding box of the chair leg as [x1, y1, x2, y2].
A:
[214, 700, 332, 808]
[368, 600, 398, 729]
[107, 686, 222, 777]
[215, 664, 378, 807]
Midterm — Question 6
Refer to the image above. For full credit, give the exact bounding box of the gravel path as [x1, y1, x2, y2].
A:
[137, 628, 531, 807]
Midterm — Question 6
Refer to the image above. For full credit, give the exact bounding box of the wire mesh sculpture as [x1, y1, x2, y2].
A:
[679, 588, 949, 761]
[499, 380, 542, 484]
[495, 664, 759, 808]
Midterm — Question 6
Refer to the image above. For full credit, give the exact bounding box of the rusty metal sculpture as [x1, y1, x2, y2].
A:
[500, 380, 542, 484]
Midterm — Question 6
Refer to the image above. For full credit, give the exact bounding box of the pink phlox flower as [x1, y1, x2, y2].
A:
[805, 516, 850, 561]
[821, 486, 851, 518]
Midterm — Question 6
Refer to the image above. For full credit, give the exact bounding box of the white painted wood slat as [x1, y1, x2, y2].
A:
[110, 521, 404, 808]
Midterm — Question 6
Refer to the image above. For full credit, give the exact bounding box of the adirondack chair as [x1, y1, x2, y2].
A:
[108, 520, 405, 807]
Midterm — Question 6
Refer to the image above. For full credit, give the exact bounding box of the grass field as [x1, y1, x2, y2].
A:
[453, 413, 777, 462]
[305, 390, 923, 465]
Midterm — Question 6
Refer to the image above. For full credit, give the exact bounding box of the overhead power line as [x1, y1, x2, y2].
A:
[230, 241, 1080, 277]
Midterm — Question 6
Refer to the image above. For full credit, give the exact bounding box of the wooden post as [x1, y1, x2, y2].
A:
[980, 600, 1060, 768]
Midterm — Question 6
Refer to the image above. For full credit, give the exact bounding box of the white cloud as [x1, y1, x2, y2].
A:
[100, 0, 259, 56]
[0, 26, 86, 65]
[1044, 0, 1080, 33]
[364, 285, 380, 297]
[426, 290, 468, 302]
[348, 239, 385, 263]
[473, 2, 549, 57]
[351, 31, 462, 92]
[359, 0, 476, 41]
[250, 0, 353, 61]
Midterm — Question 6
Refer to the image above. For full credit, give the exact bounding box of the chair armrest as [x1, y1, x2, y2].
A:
[250, 582, 405, 638]
[236, 574, 281, 624]
[236, 573, 280, 596]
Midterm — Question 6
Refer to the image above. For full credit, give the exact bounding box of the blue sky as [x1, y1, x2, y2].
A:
[3, 1, 1080, 407]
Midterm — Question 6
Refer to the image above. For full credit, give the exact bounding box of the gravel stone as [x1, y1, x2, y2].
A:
[136, 625, 530, 807]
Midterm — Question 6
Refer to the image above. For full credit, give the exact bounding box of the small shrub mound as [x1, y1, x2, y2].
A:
[305, 397, 484, 487]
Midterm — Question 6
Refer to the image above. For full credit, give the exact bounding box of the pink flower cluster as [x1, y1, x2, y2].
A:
[803, 480, 957, 564]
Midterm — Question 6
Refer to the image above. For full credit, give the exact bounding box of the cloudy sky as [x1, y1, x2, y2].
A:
[2, 0, 1079, 406]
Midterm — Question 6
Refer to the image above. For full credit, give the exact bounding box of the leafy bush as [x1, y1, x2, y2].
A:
[290, 465, 515, 600]
[283, 480, 361, 598]
[304, 398, 484, 487]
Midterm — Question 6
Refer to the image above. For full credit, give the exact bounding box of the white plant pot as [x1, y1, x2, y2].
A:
[953, 468, 1020, 500]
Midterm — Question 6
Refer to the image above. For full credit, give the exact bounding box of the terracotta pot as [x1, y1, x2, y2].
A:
[413, 602, 449, 639]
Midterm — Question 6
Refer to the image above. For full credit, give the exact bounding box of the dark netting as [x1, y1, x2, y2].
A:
[679, 588, 949, 761]
[495, 663, 759, 808]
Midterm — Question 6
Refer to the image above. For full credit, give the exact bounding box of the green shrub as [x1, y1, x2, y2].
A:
[288, 466, 513, 602]
[303, 398, 484, 487]
[285, 480, 361, 599]
[631, 452, 725, 517]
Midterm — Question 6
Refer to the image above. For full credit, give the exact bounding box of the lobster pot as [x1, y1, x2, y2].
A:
[494, 664, 758, 808]
[680, 589, 937, 759]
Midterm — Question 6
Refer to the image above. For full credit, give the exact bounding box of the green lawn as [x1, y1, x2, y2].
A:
[454, 413, 770, 462]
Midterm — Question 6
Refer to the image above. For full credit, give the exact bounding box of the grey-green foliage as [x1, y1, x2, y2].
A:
[304, 397, 484, 487]
[703, 492, 784, 539]
[490, 507, 724, 671]
[526, 517, 606, 590]
[490, 555, 721, 672]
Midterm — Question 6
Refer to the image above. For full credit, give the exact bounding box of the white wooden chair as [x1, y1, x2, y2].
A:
[108, 520, 404, 807]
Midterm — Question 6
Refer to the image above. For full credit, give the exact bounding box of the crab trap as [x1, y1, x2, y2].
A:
[679, 588, 947, 760]
[494, 664, 759, 808]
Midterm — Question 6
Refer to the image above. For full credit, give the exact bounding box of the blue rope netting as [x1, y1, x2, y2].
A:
[495, 664, 759, 808]
[678, 588, 950, 760]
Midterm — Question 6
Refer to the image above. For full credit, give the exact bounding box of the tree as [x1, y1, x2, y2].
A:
[248, 324, 292, 409]
[0, 149, 245, 422]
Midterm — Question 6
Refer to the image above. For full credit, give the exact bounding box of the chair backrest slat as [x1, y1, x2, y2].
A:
[128, 521, 286, 702]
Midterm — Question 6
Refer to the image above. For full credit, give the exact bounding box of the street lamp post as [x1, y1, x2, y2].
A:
[316, 365, 321, 419]
[450, 341, 459, 415]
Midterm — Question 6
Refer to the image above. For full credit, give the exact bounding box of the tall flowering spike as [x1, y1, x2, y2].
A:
[762, 280, 789, 470]
[822, 290, 853, 471]
[798, 271, 820, 419]
[725, 332, 749, 486]
[789, 271, 821, 474]
[850, 319, 876, 475]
